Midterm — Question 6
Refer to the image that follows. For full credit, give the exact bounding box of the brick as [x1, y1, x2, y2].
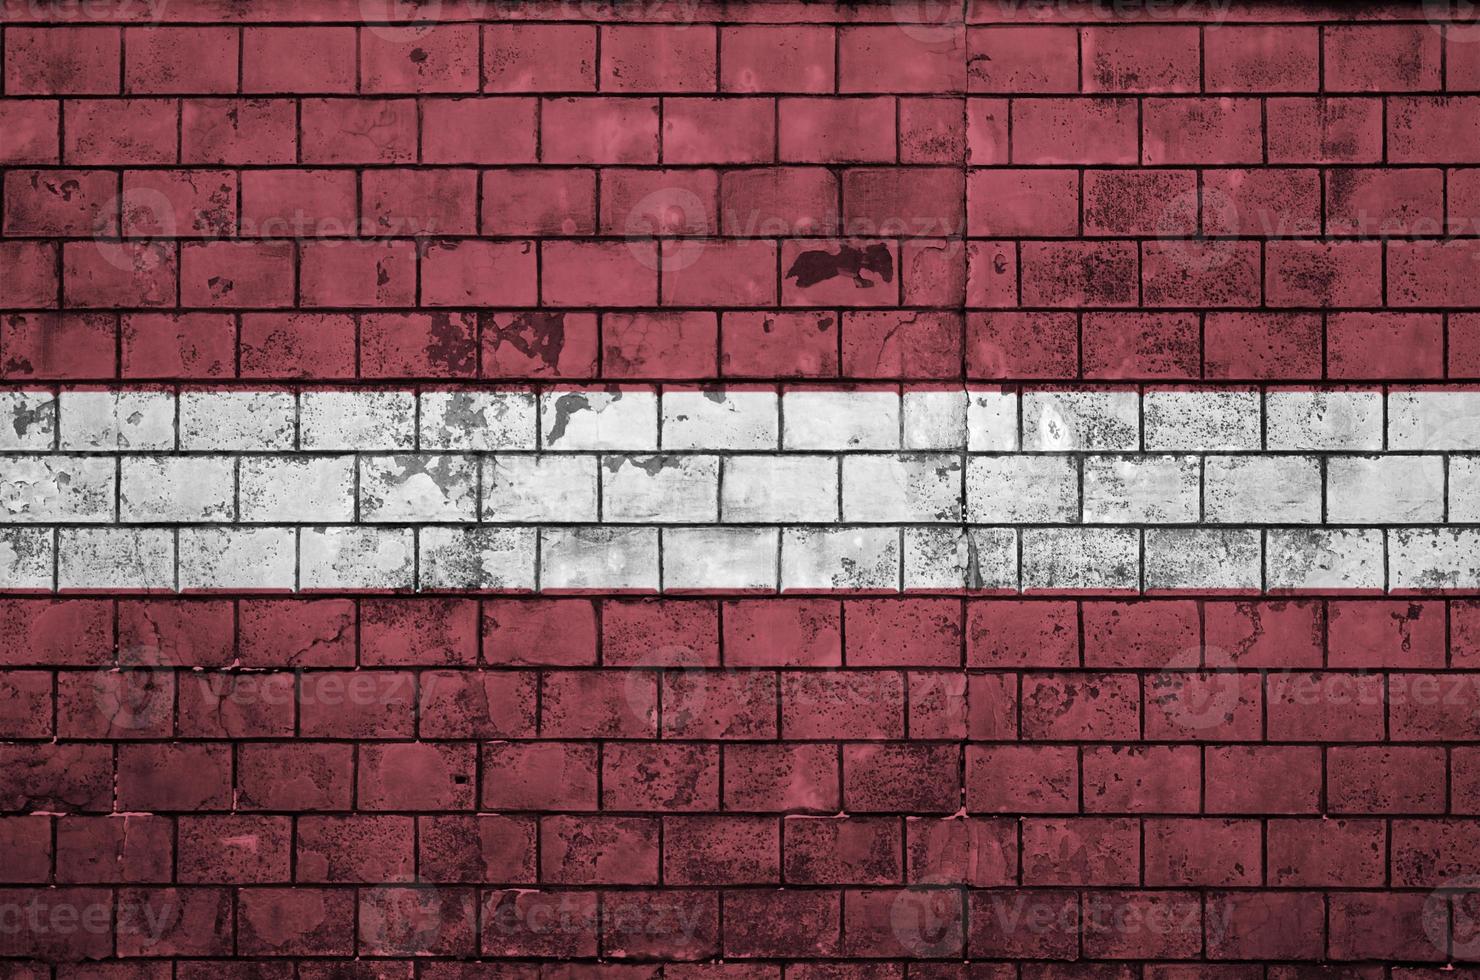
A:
[1205, 746, 1322, 814]
[63, 241, 175, 308]
[420, 242, 537, 307]
[360, 24, 479, 92]
[1082, 312, 1199, 380]
[300, 241, 416, 308]
[182, 99, 296, 165]
[724, 743, 839, 811]
[602, 25, 716, 92]
[242, 26, 356, 93]
[542, 241, 658, 306]
[0, 100, 60, 164]
[1144, 817, 1261, 886]
[5, 27, 119, 95]
[1326, 25, 1442, 91]
[542, 814, 659, 884]
[602, 743, 720, 812]
[780, 97, 896, 164]
[5, 169, 116, 237]
[969, 168, 1077, 236]
[300, 98, 418, 164]
[485, 24, 596, 91]
[967, 744, 1078, 813]
[664, 815, 779, 884]
[1332, 749, 1444, 817]
[839, 26, 966, 94]
[482, 741, 597, 811]
[1082, 745, 1200, 813]
[358, 742, 475, 811]
[117, 743, 232, 811]
[663, 97, 775, 165]
[1268, 97, 1383, 163]
[65, 98, 177, 165]
[178, 816, 292, 884]
[721, 25, 834, 93]
[1013, 98, 1137, 164]
[1082, 26, 1199, 92]
[1021, 241, 1138, 307]
[1271, 244, 1384, 311]
[1143, 98, 1262, 164]
[482, 311, 599, 378]
[3, 313, 114, 378]
[1204, 25, 1319, 91]
[125, 26, 236, 93]
[1202, 167, 1322, 236]
[542, 97, 660, 164]
[237, 742, 352, 811]
[724, 598, 841, 666]
[967, 26, 1077, 93]
[1204, 312, 1322, 379]
[419, 814, 536, 884]
[420, 98, 539, 164]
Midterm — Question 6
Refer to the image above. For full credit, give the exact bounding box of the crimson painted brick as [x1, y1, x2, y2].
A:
[4, 3, 1480, 973]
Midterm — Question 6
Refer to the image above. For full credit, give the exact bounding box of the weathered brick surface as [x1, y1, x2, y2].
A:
[5, 0, 1480, 972]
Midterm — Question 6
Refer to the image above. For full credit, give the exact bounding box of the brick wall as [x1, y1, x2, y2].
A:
[4, 0, 1480, 974]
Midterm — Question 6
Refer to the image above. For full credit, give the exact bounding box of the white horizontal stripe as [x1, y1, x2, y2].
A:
[0, 386, 1475, 592]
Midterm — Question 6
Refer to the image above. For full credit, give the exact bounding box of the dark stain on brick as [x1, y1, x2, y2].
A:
[784, 243, 894, 289]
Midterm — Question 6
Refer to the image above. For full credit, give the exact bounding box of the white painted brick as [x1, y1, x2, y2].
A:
[780, 526, 900, 591]
[1450, 456, 1480, 523]
[239, 456, 355, 523]
[178, 527, 296, 591]
[0, 456, 114, 522]
[120, 456, 234, 523]
[842, 454, 961, 523]
[661, 390, 778, 450]
[58, 528, 174, 591]
[721, 455, 838, 523]
[1082, 454, 1199, 524]
[1144, 529, 1261, 591]
[602, 455, 719, 523]
[483, 455, 598, 523]
[1143, 390, 1261, 451]
[1204, 455, 1320, 524]
[1388, 391, 1480, 450]
[418, 526, 537, 590]
[1022, 390, 1138, 452]
[300, 391, 415, 451]
[967, 390, 1018, 451]
[662, 527, 778, 591]
[0, 528, 53, 590]
[965, 456, 1077, 523]
[1021, 527, 1140, 591]
[1326, 455, 1444, 524]
[1266, 390, 1382, 451]
[359, 455, 477, 523]
[1265, 528, 1384, 591]
[60, 391, 174, 451]
[903, 526, 1017, 590]
[179, 391, 295, 451]
[419, 391, 537, 450]
[0, 393, 56, 451]
[1388, 528, 1480, 590]
[903, 390, 966, 450]
[541, 389, 658, 451]
[540, 527, 660, 590]
[782, 390, 899, 450]
[300, 526, 415, 590]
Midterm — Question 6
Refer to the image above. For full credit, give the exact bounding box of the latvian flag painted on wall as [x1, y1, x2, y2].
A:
[3, 0, 1480, 973]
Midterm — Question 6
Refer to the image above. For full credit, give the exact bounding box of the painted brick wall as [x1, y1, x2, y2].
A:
[4, 0, 1480, 975]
